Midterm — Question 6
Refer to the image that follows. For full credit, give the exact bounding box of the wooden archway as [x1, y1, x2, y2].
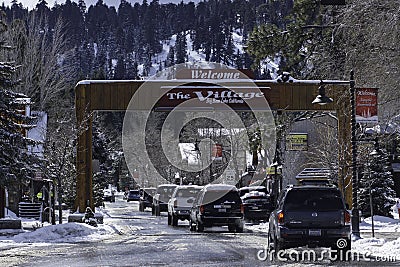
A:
[74, 79, 352, 212]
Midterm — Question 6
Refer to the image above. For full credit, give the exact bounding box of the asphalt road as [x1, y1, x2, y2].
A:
[1, 195, 399, 267]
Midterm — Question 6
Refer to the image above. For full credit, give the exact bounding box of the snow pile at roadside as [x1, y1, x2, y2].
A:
[360, 215, 400, 232]
[353, 237, 400, 259]
[11, 222, 114, 243]
[245, 222, 269, 233]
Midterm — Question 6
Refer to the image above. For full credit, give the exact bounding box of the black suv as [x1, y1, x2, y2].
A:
[189, 184, 244, 232]
[139, 187, 156, 212]
[268, 185, 351, 257]
[241, 190, 273, 222]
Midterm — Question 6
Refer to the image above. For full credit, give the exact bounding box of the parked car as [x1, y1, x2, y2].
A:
[167, 185, 202, 226]
[241, 190, 274, 222]
[152, 184, 178, 216]
[268, 185, 351, 258]
[189, 184, 244, 233]
[127, 189, 140, 202]
[103, 189, 115, 202]
[139, 187, 156, 211]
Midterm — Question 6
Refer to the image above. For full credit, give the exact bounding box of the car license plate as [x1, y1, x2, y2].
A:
[218, 208, 226, 212]
[309, 230, 321, 236]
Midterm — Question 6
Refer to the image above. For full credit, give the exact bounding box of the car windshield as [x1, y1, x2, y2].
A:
[284, 189, 344, 212]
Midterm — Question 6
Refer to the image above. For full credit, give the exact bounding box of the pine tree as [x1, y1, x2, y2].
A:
[166, 46, 175, 67]
[359, 145, 396, 218]
[113, 55, 126, 79]
[175, 32, 187, 64]
[0, 14, 38, 189]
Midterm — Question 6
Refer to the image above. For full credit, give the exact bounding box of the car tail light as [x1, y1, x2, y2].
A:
[240, 204, 244, 214]
[277, 211, 284, 225]
[344, 210, 351, 225]
[200, 205, 204, 214]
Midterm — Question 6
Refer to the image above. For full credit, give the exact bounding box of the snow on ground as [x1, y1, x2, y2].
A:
[0, 208, 115, 247]
[11, 222, 114, 244]
[352, 236, 400, 260]
[360, 215, 400, 232]
[1, 200, 400, 262]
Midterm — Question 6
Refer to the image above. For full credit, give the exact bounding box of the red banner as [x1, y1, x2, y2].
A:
[356, 88, 378, 123]
[212, 144, 223, 161]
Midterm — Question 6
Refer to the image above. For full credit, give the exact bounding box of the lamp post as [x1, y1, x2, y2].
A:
[349, 70, 360, 238]
[312, 70, 360, 238]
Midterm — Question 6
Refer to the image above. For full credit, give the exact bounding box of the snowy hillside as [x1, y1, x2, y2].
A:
[138, 31, 279, 79]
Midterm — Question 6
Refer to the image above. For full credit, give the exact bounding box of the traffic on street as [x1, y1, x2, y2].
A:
[1, 192, 399, 267]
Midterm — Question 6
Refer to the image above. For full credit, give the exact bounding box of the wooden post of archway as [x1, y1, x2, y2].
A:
[74, 79, 352, 213]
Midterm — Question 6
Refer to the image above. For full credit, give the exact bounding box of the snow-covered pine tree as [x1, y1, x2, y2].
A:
[175, 32, 187, 64]
[165, 46, 175, 67]
[359, 144, 396, 218]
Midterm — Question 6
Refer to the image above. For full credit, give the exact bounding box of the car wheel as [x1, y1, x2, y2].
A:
[273, 233, 283, 256]
[189, 218, 196, 231]
[196, 221, 204, 232]
[228, 224, 235, 232]
[155, 205, 160, 216]
[151, 205, 155, 215]
[172, 214, 178, 226]
[235, 223, 244, 233]
[267, 230, 274, 254]
[167, 213, 171, 225]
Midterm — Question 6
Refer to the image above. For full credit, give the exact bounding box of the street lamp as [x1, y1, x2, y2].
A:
[312, 85, 333, 105]
[312, 71, 360, 238]
[349, 70, 361, 238]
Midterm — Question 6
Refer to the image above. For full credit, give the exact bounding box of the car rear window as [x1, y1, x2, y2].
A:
[158, 187, 176, 198]
[284, 189, 344, 212]
[202, 190, 241, 204]
[176, 188, 201, 198]
[144, 189, 156, 196]
[244, 197, 270, 204]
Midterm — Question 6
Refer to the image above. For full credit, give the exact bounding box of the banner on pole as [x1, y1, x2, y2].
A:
[356, 88, 378, 123]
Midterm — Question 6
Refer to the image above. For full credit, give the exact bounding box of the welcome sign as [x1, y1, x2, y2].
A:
[156, 85, 271, 111]
[176, 69, 255, 80]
